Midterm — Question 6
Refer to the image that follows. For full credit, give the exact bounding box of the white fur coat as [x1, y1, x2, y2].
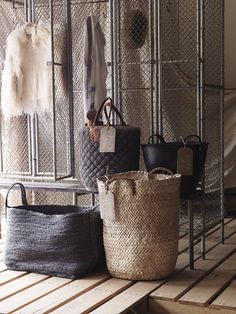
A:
[1, 21, 52, 117]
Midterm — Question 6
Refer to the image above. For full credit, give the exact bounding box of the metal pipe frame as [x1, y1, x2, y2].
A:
[110, 0, 115, 101]
[66, 0, 75, 179]
[149, 0, 154, 137]
[220, 0, 225, 243]
[116, 0, 122, 115]
[156, 0, 163, 136]
[48, 0, 57, 181]
[198, 0, 206, 260]
[188, 199, 194, 269]
[24, 0, 28, 21]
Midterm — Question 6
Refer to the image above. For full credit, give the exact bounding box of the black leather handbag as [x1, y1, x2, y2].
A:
[79, 98, 141, 192]
[141, 134, 208, 198]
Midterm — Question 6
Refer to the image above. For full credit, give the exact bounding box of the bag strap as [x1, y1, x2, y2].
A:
[103, 102, 126, 126]
[5, 182, 28, 209]
[184, 135, 202, 145]
[93, 97, 126, 126]
[149, 167, 174, 175]
[148, 134, 166, 144]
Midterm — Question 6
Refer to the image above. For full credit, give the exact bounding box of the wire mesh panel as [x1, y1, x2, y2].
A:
[0, 1, 30, 178]
[159, 0, 198, 140]
[157, 0, 224, 233]
[0, 0, 224, 232]
[203, 0, 224, 224]
[113, 0, 154, 145]
[71, 0, 112, 180]
[33, 0, 73, 180]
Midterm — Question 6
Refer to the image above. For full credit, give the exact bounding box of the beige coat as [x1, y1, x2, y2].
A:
[1, 21, 52, 117]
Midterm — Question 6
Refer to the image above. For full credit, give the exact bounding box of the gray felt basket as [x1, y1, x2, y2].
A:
[4, 183, 104, 279]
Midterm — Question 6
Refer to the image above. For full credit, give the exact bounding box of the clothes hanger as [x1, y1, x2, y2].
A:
[24, 23, 38, 39]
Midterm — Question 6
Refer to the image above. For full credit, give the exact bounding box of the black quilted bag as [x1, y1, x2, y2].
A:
[4, 183, 104, 279]
[79, 98, 141, 192]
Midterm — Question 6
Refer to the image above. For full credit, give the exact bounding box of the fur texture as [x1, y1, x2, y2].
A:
[1, 21, 52, 117]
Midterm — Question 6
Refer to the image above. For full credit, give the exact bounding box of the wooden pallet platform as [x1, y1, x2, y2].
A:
[0, 218, 235, 313]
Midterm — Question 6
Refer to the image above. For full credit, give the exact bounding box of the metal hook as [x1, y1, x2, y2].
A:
[103, 0, 108, 18]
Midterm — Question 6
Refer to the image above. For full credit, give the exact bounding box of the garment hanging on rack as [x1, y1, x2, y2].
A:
[83, 15, 108, 123]
[1, 21, 52, 117]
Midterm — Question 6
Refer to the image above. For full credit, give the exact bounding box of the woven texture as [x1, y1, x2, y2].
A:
[4, 205, 104, 279]
[97, 171, 181, 281]
[78, 126, 140, 192]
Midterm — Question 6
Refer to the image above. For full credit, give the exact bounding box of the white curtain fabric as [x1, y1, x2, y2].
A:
[224, 92, 236, 189]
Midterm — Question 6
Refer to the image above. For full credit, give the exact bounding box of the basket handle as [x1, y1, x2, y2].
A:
[93, 97, 126, 126]
[148, 134, 166, 144]
[184, 134, 202, 145]
[5, 182, 28, 209]
[149, 167, 174, 175]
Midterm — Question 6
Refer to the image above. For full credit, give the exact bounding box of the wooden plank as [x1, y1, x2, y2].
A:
[0, 270, 27, 286]
[0, 273, 48, 302]
[0, 263, 7, 272]
[149, 299, 236, 314]
[13, 271, 110, 314]
[150, 234, 236, 301]
[179, 253, 236, 306]
[72, 221, 236, 314]
[91, 281, 164, 314]
[51, 278, 133, 314]
[211, 280, 236, 310]
[90, 223, 236, 314]
[0, 276, 72, 313]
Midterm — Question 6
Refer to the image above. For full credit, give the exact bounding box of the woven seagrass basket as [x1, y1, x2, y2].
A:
[97, 168, 181, 281]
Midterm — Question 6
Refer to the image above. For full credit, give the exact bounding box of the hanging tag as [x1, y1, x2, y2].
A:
[177, 147, 193, 175]
[99, 189, 116, 220]
[99, 127, 116, 152]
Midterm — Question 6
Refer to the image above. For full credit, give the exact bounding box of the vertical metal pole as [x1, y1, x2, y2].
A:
[196, 0, 202, 138]
[198, 0, 206, 259]
[188, 200, 194, 269]
[31, 0, 35, 23]
[31, 115, 37, 177]
[73, 193, 78, 205]
[113, 0, 119, 110]
[201, 193, 206, 259]
[49, 0, 57, 181]
[91, 193, 95, 206]
[24, 0, 28, 22]
[156, 0, 163, 136]
[149, 0, 154, 137]
[28, 0, 32, 22]
[110, 0, 115, 101]
[0, 120, 3, 173]
[220, 0, 225, 243]
[66, 0, 75, 178]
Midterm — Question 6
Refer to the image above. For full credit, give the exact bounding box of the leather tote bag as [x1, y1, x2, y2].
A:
[141, 134, 208, 198]
[4, 183, 104, 279]
[79, 97, 141, 192]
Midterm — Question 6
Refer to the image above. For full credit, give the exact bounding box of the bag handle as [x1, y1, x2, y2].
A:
[93, 97, 126, 126]
[149, 167, 174, 175]
[148, 134, 166, 144]
[5, 182, 28, 209]
[184, 135, 202, 145]
[104, 102, 126, 126]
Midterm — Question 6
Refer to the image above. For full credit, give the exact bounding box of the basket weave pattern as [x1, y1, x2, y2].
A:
[98, 171, 181, 280]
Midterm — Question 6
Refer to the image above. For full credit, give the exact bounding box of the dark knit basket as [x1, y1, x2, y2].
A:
[4, 183, 104, 279]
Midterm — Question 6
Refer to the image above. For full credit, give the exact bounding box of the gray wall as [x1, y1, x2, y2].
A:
[225, 0, 236, 89]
